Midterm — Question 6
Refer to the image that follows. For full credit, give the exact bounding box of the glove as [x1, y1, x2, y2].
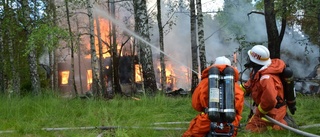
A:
[288, 105, 296, 115]
[287, 102, 296, 115]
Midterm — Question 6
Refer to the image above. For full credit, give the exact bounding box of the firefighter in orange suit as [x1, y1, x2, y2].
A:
[182, 56, 244, 137]
[241, 45, 288, 133]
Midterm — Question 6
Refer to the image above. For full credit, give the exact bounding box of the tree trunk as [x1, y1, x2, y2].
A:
[8, 32, 20, 95]
[318, 7, 320, 47]
[21, 0, 41, 95]
[109, 0, 121, 95]
[0, 35, 3, 93]
[65, 0, 78, 96]
[28, 50, 41, 95]
[264, 0, 288, 59]
[87, 0, 102, 97]
[0, 0, 7, 94]
[264, 0, 281, 59]
[190, 0, 199, 94]
[48, 0, 57, 91]
[196, 0, 207, 72]
[75, 15, 84, 94]
[95, 17, 106, 97]
[133, 0, 158, 94]
[157, 0, 166, 92]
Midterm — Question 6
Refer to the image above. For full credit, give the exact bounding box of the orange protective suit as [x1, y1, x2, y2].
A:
[182, 64, 244, 137]
[243, 59, 288, 133]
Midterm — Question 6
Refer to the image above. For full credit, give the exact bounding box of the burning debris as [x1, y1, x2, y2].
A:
[294, 63, 320, 95]
[165, 88, 189, 97]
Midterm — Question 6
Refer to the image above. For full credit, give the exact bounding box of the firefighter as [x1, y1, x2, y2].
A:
[241, 45, 290, 133]
[182, 56, 244, 137]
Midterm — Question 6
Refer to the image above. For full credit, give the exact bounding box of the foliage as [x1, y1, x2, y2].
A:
[254, 0, 320, 46]
[25, 24, 69, 56]
[297, 0, 320, 45]
[0, 92, 319, 136]
[213, 0, 264, 50]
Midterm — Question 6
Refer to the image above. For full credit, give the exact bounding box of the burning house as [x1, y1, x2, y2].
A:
[57, 54, 143, 95]
[57, 54, 184, 96]
[58, 19, 185, 94]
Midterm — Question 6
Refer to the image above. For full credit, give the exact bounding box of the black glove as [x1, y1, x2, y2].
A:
[288, 103, 296, 115]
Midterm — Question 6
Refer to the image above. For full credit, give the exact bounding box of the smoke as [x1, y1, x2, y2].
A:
[46, 0, 318, 91]
[149, 0, 319, 89]
[281, 30, 319, 78]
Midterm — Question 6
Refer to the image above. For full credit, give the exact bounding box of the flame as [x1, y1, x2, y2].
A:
[156, 63, 178, 90]
[61, 71, 70, 85]
[85, 18, 111, 59]
[87, 70, 92, 90]
[135, 64, 142, 82]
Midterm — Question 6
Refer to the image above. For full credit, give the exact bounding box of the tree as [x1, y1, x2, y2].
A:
[95, 16, 107, 97]
[133, 0, 158, 94]
[1, 0, 21, 95]
[47, 0, 58, 91]
[196, 0, 207, 72]
[0, 25, 3, 93]
[248, 0, 290, 58]
[20, 0, 41, 95]
[157, 0, 167, 91]
[65, 0, 78, 96]
[109, 0, 122, 96]
[190, 0, 199, 94]
[263, 0, 287, 58]
[86, 0, 102, 97]
[75, 15, 84, 94]
[295, 0, 320, 46]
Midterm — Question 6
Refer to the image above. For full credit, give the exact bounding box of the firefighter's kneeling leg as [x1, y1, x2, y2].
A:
[183, 113, 211, 137]
[245, 114, 272, 133]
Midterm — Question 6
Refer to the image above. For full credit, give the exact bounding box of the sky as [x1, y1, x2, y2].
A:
[202, 0, 224, 12]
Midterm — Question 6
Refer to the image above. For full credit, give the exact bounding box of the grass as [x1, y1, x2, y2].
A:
[0, 91, 319, 137]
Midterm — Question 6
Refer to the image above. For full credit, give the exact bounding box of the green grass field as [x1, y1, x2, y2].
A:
[0, 91, 319, 137]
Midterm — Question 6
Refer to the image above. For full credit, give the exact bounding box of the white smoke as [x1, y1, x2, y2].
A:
[149, 0, 319, 90]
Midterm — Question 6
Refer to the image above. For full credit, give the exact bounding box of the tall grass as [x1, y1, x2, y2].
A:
[0, 91, 319, 137]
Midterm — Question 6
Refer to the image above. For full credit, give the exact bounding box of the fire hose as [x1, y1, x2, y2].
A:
[244, 100, 320, 137]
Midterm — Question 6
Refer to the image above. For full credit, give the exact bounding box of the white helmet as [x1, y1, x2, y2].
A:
[247, 45, 271, 66]
[214, 56, 231, 66]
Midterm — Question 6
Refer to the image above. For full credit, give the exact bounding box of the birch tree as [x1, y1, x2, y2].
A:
[86, 0, 102, 97]
[46, 0, 58, 90]
[133, 0, 158, 94]
[20, 0, 41, 95]
[1, 0, 20, 94]
[157, 0, 166, 91]
[190, 0, 199, 94]
[95, 16, 107, 97]
[196, 0, 206, 72]
[8, 28, 21, 95]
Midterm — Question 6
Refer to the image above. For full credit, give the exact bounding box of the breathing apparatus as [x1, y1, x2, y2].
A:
[280, 65, 297, 115]
[207, 66, 235, 136]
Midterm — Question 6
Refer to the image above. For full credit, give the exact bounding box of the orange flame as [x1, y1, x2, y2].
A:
[86, 18, 111, 59]
[135, 64, 142, 82]
[87, 70, 92, 90]
[61, 71, 70, 85]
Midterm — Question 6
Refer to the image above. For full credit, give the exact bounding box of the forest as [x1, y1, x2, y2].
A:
[0, 0, 320, 98]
